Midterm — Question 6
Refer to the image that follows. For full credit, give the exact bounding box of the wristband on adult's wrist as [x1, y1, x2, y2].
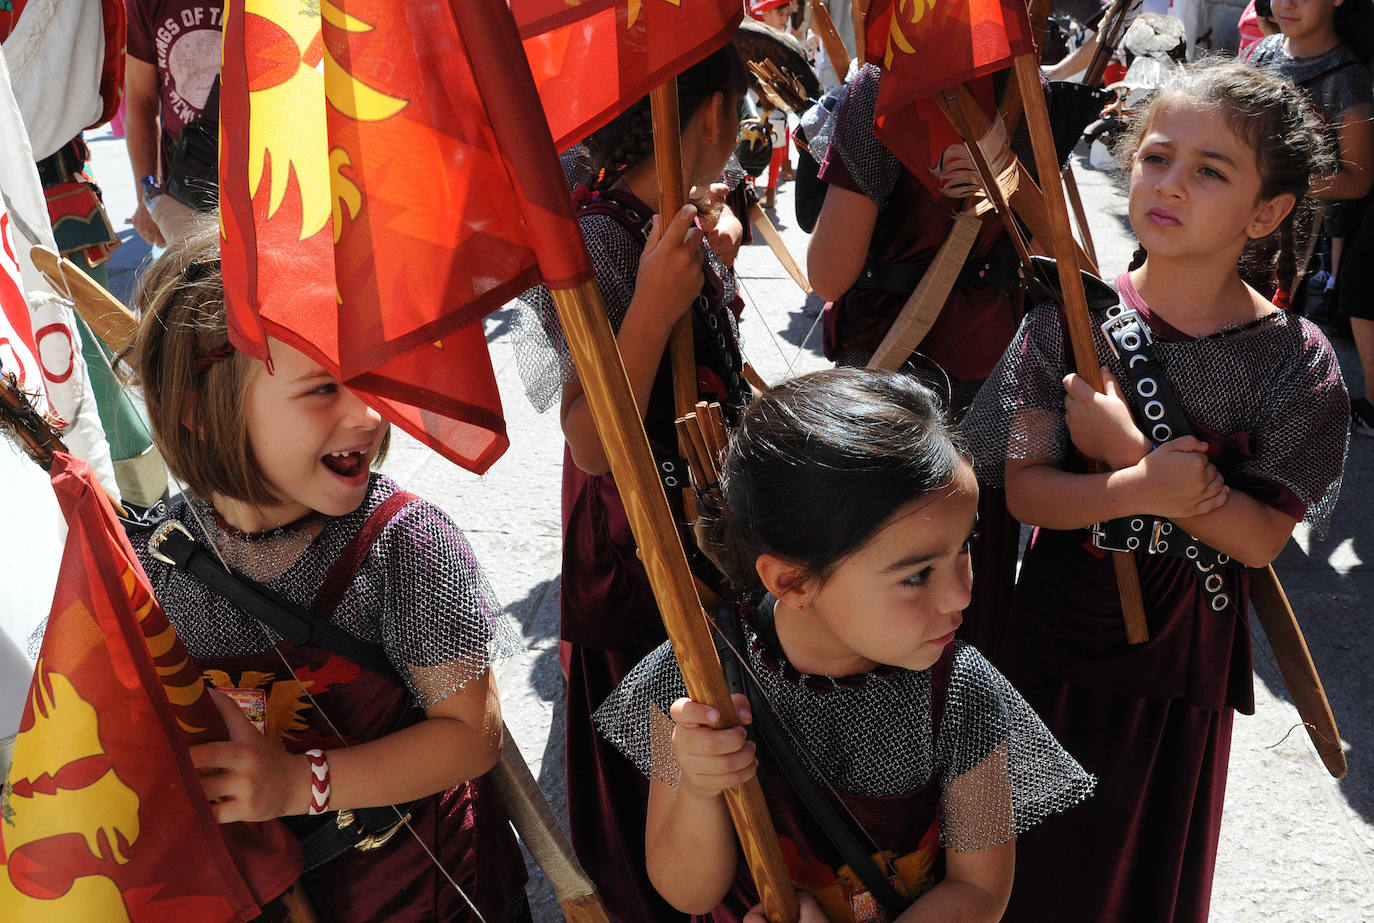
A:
[305, 748, 331, 815]
[140, 174, 160, 205]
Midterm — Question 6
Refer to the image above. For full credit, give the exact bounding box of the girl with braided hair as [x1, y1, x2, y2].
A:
[963, 59, 1350, 921]
[516, 42, 751, 921]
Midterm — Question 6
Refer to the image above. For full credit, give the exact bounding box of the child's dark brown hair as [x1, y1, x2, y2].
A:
[1118, 58, 1336, 294]
[700, 368, 971, 593]
[586, 42, 748, 193]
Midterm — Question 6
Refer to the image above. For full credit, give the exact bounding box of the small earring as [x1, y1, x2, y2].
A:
[796, 602, 805, 611]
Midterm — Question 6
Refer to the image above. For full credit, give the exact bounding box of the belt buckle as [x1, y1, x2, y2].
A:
[1099, 307, 1152, 361]
[148, 520, 193, 566]
[1091, 521, 1130, 552]
[336, 808, 412, 852]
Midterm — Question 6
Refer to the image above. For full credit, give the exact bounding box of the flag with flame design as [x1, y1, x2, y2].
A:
[0, 453, 300, 921]
[513, 0, 743, 151]
[222, 0, 600, 474]
[862, 0, 1033, 189]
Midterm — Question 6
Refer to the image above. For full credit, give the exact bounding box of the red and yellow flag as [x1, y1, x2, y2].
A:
[221, 0, 595, 474]
[0, 453, 300, 921]
[863, 0, 1033, 188]
[513, 0, 743, 151]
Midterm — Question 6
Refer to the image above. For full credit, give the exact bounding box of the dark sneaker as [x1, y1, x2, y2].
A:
[1352, 398, 1374, 438]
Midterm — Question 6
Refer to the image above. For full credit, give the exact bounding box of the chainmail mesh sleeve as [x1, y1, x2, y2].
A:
[1224, 320, 1348, 536]
[935, 643, 1095, 851]
[593, 639, 690, 786]
[593, 631, 1094, 851]
[828, 64, 901, 204]
[510, 213, 642, 412]
[366, 497, 525, 709]
[960, 301, 1071, 487]
[962, 298, 1350, 534]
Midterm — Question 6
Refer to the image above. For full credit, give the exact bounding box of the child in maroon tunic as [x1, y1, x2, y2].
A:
[127, 225, 528, 921]
[515, 43, 753, 922]
[963, 60, 1349, 922]
[595, 369, 1094, 922]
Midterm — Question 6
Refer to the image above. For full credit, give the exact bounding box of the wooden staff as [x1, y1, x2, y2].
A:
[650, 81, 700, 519]
[29, 245, 140, 354]
[549, 281, 798, 922]
[489, 724, 613, 920]
[851, 0, 869, 52]
[810, 1, 850, 85]
[1012, 53, 1151, 644]
[461, 5, 797, 913]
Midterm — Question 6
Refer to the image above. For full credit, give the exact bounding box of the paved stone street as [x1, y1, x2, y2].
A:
[85, 121, 1371, 920]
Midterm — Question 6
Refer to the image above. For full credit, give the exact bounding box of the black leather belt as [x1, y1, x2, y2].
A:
[1090, 303, 1235, 613]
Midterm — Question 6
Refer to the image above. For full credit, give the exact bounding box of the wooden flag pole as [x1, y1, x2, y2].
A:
[550, 280, 799, 923]
[650, 81, 702, 518]
[1011, 52, 1151, 644]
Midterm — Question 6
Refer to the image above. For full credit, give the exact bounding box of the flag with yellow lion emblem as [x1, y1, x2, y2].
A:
[221, 0, 599, 475]
[0, 453, 300, 921]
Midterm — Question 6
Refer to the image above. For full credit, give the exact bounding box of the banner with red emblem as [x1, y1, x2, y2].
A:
[863, 0, 1033, 189]
[512, 0, 743, 151]
[0, 453, 301, 921]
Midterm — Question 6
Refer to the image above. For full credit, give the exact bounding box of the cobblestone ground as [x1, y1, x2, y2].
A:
[89, 125, 1371, 921]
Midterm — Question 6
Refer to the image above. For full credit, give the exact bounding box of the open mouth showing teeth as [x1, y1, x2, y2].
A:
[322, 450, 366, 477]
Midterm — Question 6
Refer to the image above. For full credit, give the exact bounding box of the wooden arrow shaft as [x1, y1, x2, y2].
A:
[650, 81, 701, 521]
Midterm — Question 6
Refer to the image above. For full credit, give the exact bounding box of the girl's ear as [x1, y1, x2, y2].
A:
[697, 91, 727, 145]
[1248, 192, 1297, 240]
[755, 552, 814, 606]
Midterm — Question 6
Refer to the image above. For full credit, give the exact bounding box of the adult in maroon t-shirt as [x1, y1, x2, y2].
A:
[124, 0, 222, 246]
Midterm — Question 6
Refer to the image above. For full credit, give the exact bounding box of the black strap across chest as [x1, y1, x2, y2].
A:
[1090, 303, 1237, 614]
[146, 490, 423, 870]
[713, 599, 951, 918]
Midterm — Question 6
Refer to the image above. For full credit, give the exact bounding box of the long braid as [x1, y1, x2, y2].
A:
[1274, 213, 1298, 299]
[588, 102, 655, 193]
[583, 42, 747, 194]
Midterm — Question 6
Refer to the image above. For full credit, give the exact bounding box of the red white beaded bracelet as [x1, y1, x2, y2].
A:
[305, 748, 331, 815]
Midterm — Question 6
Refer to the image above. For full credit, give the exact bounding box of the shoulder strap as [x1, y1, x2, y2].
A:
[713, 604, 913, 918]
[147, 521, 398, 681]
[310, 490, 419, 620]
[576, 190, 653, 239]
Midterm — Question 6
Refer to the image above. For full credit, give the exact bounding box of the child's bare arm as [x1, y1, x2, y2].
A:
[1312, 107, 1374, 201]
[562, 204, 706, 475]
[807, 184, 880, 302]
[898, 746, 1014, 922]
[895, 840, 1014, 922]
[1006, 437, 1229, 529]
[645, 695, 756, 913]
[192, 668, 503, 822]
[1171, 491, 1300, 568]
